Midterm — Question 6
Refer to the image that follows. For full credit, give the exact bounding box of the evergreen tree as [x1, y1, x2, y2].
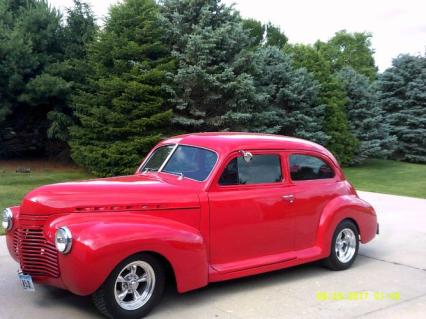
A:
[338, 67, 396, 164]
[70, 0, 174, 176]
[248, 46, 328, 143]
[160, 0, 259, 131]
[376, 54, 426, 163]
[265, 23, 287, 49]
[287, 44, 358, 164]
[242, 19, 287, 49]
[62, 0, 97, 60]
[242, 18, 264, 47]
[0, 0, 65, 158]
[47, 0, 97, 143]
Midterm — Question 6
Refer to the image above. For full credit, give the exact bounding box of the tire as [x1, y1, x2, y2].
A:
[323, 220, 359, 270]
[93, 253, 165, 319]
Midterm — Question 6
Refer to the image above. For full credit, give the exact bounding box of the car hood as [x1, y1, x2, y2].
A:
[19, 174, 200, 216]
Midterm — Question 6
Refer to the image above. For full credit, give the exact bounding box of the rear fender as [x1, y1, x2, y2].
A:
[316, 195, 377, 257]
[47, 212, 208, 295]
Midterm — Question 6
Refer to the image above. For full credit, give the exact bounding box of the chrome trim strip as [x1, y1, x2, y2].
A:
[158, 144, 179, 172]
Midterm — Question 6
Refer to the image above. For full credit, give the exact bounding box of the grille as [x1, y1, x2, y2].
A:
[15, 228, 60, 278]
[12, 231, 19, 257]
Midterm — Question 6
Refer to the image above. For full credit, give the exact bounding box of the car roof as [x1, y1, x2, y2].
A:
[160, 132, 336, 162]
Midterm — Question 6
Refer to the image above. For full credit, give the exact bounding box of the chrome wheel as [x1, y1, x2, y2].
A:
[335, 228, 357, 263]
[114, 261, 156, 311]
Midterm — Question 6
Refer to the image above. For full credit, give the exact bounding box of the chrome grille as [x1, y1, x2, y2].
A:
[15, 228, 60, 278]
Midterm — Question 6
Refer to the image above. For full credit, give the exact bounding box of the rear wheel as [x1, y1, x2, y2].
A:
[323, 220, 359, 270]
[93, 253, 165, 319]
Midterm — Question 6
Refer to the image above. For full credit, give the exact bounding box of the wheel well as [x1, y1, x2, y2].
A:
[342, 217, 361, 239]
[143, 251, 177, 291]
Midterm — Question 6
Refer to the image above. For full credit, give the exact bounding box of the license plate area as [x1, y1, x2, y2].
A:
[18, 273, 35, 292]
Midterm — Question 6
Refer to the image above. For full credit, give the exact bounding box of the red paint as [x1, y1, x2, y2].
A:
[5, 133, 377, 296]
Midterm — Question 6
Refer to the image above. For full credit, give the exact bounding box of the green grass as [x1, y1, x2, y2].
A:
[344, 159, 426, 199]
[1, 159, 424, 235]
[0, 161, 92, 235]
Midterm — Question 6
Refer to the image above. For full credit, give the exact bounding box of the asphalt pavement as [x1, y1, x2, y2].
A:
[0, 191, 425, 319]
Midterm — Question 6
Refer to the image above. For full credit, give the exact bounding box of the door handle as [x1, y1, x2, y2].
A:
[282, 194, 295, 203]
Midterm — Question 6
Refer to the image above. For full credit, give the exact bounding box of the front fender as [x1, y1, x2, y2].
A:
[47, 212, 208, 295]
[316, 195, 377, 257]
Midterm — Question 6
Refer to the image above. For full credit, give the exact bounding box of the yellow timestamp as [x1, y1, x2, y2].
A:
[316, 291, 400, 301]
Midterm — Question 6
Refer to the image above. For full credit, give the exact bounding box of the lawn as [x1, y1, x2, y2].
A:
[0, 160, 92, 235]
[1, 158, 425, 235]
[344, 159, 426, 199]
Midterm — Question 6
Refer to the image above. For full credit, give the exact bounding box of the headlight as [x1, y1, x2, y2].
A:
[2, 208, 13, 231]
[55, 227, 72, 254]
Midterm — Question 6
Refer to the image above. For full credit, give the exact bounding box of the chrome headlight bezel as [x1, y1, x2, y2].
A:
[2, 208, 13, 231]
[55, 226, 73, 254]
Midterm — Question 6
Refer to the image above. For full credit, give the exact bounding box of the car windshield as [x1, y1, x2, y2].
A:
[142, 145, 176, 172]
[142, 145, 217, 181]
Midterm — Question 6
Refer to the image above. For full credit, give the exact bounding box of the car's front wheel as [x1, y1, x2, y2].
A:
[93, 253, 165, 319]
[323, 220, 359, 270]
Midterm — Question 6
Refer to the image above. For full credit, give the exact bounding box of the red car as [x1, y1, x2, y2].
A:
[3, 133, 378, 318]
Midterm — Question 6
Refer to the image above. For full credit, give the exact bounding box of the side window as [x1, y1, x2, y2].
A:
[289, 154, 335, 181]
[219, 154, 282, 185]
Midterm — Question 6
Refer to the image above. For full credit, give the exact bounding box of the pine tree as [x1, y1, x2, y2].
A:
[248, 46, 328, 143]
[0, 0, 65, 158]
[265, 23, 287, 49]
[242, 19, 287, 49]
[242, 18, 264, 47]
[376, 54, 426, 163]
[69, 0, 174, 176]
[160, 0, 259, 131]
[338, 67, 396, 164]
[47, 0, 97, 144]
[287, 44, 358, 164]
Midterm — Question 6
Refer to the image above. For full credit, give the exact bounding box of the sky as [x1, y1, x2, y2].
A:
[50, 0, 426, 71]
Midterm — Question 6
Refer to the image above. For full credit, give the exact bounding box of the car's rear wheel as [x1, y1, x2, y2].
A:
[93, 253, 165, 319]
[323, 220, 359, 270]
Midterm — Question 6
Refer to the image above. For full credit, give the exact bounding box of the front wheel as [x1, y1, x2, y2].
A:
[323, 220, 359, 270]
[93, 253, 165, 319]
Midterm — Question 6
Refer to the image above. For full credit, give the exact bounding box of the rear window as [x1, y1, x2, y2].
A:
[289, 154, 334, 181]
[219, 154, 282, 185]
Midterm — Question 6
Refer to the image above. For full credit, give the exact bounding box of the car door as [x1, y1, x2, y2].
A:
[208, 150, 296, 272]
[285, 151, 342, 251]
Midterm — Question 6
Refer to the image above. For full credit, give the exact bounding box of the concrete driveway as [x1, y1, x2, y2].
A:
[1, 191, 425, 319]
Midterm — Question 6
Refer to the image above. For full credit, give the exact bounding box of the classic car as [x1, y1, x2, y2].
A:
[3, 132, 378, 318]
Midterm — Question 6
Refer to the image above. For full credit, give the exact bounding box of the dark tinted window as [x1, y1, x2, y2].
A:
[162, 146, 217, 181]
[219, 154, 282, 185]
[289, 154, 334, 180]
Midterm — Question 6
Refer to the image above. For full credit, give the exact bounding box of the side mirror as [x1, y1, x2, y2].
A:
[240, 150, 253, 163]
